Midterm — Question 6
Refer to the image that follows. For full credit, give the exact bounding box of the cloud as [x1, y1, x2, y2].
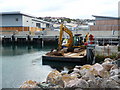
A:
[0, 0, 119, 19]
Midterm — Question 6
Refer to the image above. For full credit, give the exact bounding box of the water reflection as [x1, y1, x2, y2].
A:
[1, 43, 82, 88]
[2, 44, 58, 56]
[42, 60, 78, 71]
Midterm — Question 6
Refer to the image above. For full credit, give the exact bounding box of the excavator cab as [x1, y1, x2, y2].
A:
[73, 34, 84, 47]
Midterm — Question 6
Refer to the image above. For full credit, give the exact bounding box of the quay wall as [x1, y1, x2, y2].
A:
[0, 30, 119, 46]
[45, 30, 119, 37]
[95, 45, 118, 56]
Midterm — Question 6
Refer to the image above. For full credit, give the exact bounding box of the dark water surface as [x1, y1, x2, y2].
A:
[1, 44, 76, 88]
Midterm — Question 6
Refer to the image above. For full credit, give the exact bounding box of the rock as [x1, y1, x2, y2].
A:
[37, 82, 64, 88]
[111, 64, 118, 70]
[66, 79, 89, 88]
[65, 79, 78, 87]
[104, 58, 113, 63]
[91, 63, 103, 75]
[87, 80, 98, 88]
[37, 82, 49, 88]
[98, 69, 109, 78]
[75, 66, 81, 69]
[102, 63, 114, 71]
[46, 70, 64, 87]
[100, 79, 120, 88]
[79, 65, 92, 76]
[62, 74, 77, 86]
[81, 65, 92, 70]
[110, 68, 119, 76]
[73, 68, 80, 73]
[20, 80, 38, 88]
[81, 71, 96, 81]
[92, 63, 104, 71]
[61, 71, 68, 75]
[110, 75, 120, 83]
[89, 63, 110, 78]
[68, 69, 74, 74]
[95, 76, 103, 88]
[70, 72, 81, 78]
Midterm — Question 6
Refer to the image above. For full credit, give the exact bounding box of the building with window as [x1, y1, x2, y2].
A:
[90, 15, 120, 45]
[90, 15, 120, 31]
[0, 11, 52, 34]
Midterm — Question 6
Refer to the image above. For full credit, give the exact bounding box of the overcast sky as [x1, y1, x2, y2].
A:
[0, 0, 119, 19]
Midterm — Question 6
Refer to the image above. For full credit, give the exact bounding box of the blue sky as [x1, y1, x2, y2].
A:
[0, 0, 119, 19]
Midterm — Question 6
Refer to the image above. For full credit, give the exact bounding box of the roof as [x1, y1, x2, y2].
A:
[92, 15, 119, 19]
[32, 18, 52, 24]
[0, 11, 53, 24]
[0, 11, 36, 18]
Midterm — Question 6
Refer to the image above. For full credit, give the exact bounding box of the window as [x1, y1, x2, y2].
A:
[36, 23, 41, 28]
[16, 18, 18, 21]
[46, 24, 50, 28]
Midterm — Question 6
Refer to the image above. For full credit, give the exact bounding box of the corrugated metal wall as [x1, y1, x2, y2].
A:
[96, 20, 118, 25]
[90, 19, 120, 31]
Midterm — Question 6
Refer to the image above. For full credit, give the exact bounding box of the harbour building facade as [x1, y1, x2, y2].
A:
[90, 15, 120, 45]
[0, 12, 52, 35]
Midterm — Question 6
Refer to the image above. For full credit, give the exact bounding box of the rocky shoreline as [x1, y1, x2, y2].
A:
[20, 58, 120, 89]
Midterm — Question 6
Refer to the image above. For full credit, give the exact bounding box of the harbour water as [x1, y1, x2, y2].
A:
[1, 44, 76, 88]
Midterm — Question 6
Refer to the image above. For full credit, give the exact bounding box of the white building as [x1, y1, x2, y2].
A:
[0, 11, 52, 34]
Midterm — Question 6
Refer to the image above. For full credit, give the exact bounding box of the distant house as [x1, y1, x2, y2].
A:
[0, 11, 52, 34]
[90, 15, 120, 31]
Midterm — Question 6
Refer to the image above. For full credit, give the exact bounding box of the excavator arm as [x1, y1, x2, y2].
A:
[58, 24, 73, 50]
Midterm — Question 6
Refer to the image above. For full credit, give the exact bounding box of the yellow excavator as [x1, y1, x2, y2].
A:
[58, 24, 89, 50]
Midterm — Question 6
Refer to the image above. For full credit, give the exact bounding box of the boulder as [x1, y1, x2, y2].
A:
[110, 68, 119, 76]
[61, 71, 68, 75]
[100, 79, 120, 88]
[91, 63, 103, 75]
[37, 82, 49, 88]
[92, 63, 103, 71]
[66, 79, 89, 88]
[73, 68, 80, 73]
[87, 80, 98, 88]
[98, 69, 109, 78]
[111, 64, 118, 70]
[79, 65, 92, 76]
[70, 72, 81, 78]
[102, 63, 114, 71]
[110, 75, 120, 83]
[46, 70, 64, 87]
[81, 65, 92, 70]
[75, 66, 81, 69]
[20, 80, 38, 88]
[81, 71, 96, 81]
[95, 76, 103, 88]
[62, 74, 78, 86]
[104, 58, 113, 63]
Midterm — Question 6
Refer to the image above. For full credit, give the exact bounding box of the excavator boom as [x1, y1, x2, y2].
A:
[58, 24, 73, 50]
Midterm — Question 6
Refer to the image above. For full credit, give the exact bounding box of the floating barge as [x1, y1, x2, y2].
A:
[42, 49, 88, 64]
[42, 55, 87, 63]
[42, 46, 95, 65]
